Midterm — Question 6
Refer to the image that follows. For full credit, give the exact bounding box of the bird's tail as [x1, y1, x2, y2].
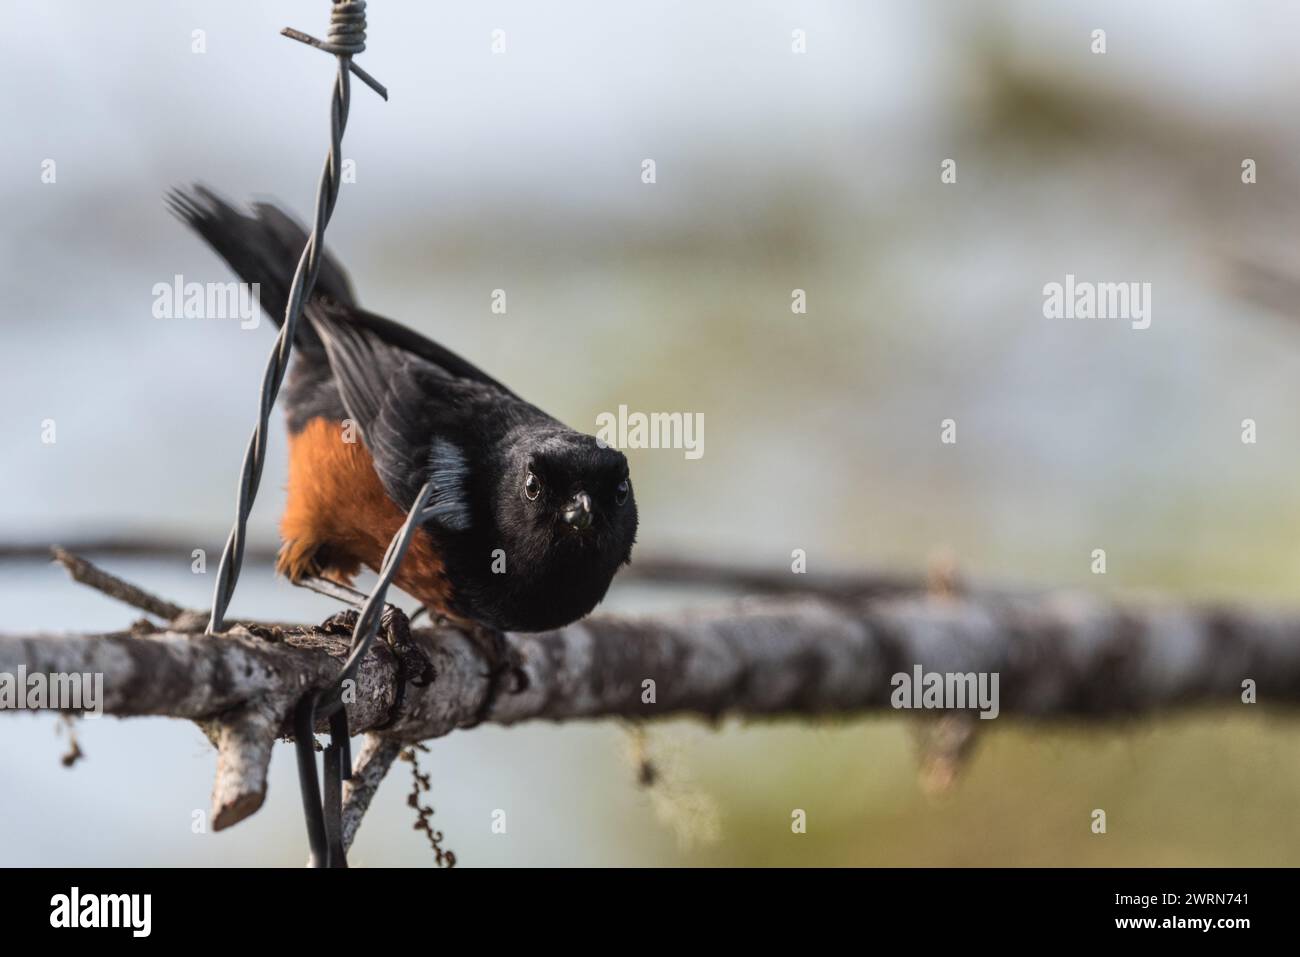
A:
[165, 185, 357, 347]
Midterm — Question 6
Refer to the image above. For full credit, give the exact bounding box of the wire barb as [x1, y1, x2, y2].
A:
[281, 0, 388, 101]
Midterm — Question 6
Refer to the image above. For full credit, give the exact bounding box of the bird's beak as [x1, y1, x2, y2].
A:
[561, 491, 594, 531]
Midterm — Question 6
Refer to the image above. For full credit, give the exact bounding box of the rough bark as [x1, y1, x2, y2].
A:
[3, 551, 1295, 845]
[5, 592, 1289, 734]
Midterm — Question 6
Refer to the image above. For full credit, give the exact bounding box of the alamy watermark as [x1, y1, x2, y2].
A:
[596, 404, 704, 460]
[890, 665, 1000, 719]
[152, 275, 261, 329]
[0, 667, 104, 717]
[50, 887, 151, 937]
[1043, 273, 1151, 330]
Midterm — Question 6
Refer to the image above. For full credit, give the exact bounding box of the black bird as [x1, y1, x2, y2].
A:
[168, 186, 637, 632]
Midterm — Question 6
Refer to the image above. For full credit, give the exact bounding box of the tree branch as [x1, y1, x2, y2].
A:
[50, 545, 188, 622]
[4, 552, 1297, 851]
[341, 735, 402, 853]
[5, 591, 1296, 727]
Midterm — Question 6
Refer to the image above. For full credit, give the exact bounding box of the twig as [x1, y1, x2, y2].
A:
[209, 695, 297, 829]
[341, 734, 402, 852]
[611, 555, 927, 601]
[7, 539, 934, 604]
[50, 546, 186, 622]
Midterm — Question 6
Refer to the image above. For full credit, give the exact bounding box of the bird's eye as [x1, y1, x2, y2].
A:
[524, 471, 542, 501]
[614, 479, 630, 506]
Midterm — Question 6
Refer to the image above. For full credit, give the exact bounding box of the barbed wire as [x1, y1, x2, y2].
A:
[200, 0, 429, 868]
[294, 479, 436, 868]
[205, 0, 382, 636]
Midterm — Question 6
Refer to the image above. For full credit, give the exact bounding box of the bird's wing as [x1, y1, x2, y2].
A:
[169, 186, 517, 397]
[167, 186, 359, 331]
[331, 303, 517, 398]
[306, 298, 498, 528]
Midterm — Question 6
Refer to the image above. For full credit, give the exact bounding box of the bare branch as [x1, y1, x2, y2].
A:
[50, 546, 188, 622]
[341, 735, 402, 852]
[618, 556, 926, 601]
[4, 592, 1295, 735]
[6, 551, 1298, 842]
[208, 695, 295, 830]
[7, 538, 933, 605]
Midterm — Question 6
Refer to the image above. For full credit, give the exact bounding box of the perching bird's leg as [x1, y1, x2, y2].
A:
[296, 572, 367, 605]
[297, 575, 435, 690]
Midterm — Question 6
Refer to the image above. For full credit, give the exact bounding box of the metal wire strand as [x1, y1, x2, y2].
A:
[324, 0, 368, 53]
[294, 480, 435, 868]
[203, 0, 394, 870]
[205, 1, 384, 635]
[321, 480, 436, 716]
[294, 693, 330, 868]
[282, 1, 387, 100]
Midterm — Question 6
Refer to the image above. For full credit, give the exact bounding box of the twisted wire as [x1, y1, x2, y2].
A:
[204, 0, 402, 870]
[324, 0, 368, 54]
[206, 4, 370, 635]
[322, 480, 436, 718]
[295, 480, 434, 867]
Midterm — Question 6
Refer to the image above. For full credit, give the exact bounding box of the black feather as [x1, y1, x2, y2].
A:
[170, 186, 639, 631]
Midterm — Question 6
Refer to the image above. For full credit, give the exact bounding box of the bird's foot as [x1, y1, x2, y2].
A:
[320, 608, 361, 636]
[381, 604, 435, 688]
[319, 605, 435, 688]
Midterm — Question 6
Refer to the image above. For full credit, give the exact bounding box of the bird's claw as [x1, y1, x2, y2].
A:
[320, 608, 360, 636]
[381, 604, 435, 687]
[318, 605, 435, 687]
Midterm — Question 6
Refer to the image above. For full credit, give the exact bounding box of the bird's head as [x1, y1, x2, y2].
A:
[497, 428, 637, 563]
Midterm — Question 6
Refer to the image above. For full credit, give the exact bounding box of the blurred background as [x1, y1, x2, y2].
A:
[3, 0, 1300, 866]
